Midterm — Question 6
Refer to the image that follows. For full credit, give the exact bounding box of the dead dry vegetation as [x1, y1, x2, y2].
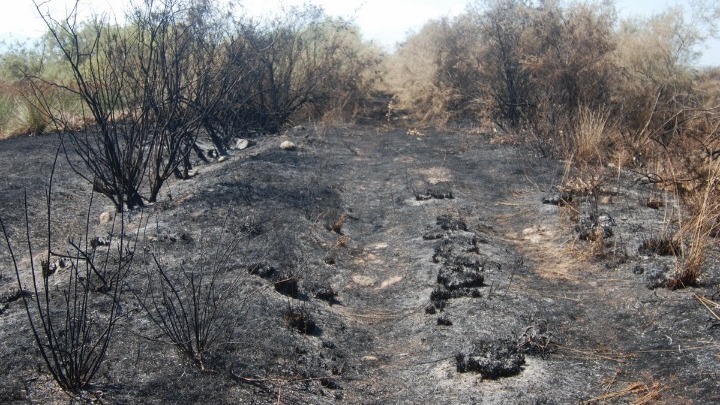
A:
[385, 0, 720, 289]
[1, 0, 720, 403]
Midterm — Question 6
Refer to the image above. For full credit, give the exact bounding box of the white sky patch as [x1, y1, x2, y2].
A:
[241, 0, 468, 49]
[0, 0, 130, 40]
[0, 0, 718, 65]
[352, 0, 468, 49]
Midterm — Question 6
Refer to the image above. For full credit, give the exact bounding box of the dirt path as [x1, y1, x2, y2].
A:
[298, 128, 599, 403]
[294, 127, 719, 403]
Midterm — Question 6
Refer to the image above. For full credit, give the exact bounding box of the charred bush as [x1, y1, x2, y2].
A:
[0, 288, 32, 305]
[639, 237, 680, 256]
[275, 276, 300, 299]
[437, 266, 485, 290]
[324, 211, 347, 234]
[0, 289, 32, 315]
[445, 253, 484, 271]
[313, 286, 339, 305]
[456, 339, 525, 378]
[576, 213, 614, 241]
[285, 306, 318, 335]
[516, 321, 556, 358]
[247, 263, 277, 279]
[437, 315, 453, 326]
[0, 166, 136, 392]
[430, 287, 452, 305]
[436, 214, 466, 231]
[27, 0, 381, 212]
[416, 186, 454, 201]
[423, 231, 446, 240]
[137, 226, 250, 370]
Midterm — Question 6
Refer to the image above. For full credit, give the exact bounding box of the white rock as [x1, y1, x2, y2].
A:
[379, 276, 403, 289]
[280, 140, 296, 150]
[234, 138, 250, 150]
[99, 211, 113, 224]
[351, 274, 376, 287]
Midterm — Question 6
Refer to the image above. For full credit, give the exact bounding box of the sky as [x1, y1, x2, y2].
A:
[1, 0, 718, 66]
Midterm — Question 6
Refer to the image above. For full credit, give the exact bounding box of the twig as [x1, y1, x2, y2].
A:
[696, 294, 720, 322]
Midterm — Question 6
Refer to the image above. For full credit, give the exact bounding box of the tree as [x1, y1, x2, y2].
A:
[472, 0, 534, 127]
[29, 0, 240, 210]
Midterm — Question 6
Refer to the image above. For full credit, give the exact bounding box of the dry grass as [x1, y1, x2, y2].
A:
[329, 213, 346, 234]
[585, 379, 667, 404]
[0, 80, 88, 139]
[695, 294, 720, 322]
[560, 346, 636, 363]
[381, 19, 456, 125]
[335, 235, 350, 247]
[572, 106, 613, 166]
[15, 98, 50, 135]
[0, 101, 51, 139]
[667, 128, 720, 288]
[0, 83, 33, 139]
[324, 211, 347, 234]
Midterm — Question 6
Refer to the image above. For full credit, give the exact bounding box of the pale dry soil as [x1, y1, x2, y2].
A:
[0, 124, 719, 403]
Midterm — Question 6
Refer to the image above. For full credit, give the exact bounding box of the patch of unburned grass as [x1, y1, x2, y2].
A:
[585, 380, 666, 404]
[572, 106, 613, 166]
[667, 150, 720, 288]
[0, 81, 86, 139]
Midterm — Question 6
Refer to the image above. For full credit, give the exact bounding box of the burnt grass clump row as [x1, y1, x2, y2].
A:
[426, 214, 486, 314]
[455, 339, 525, 378]
[422, 213, 534, 379]
[247, 262, 337, 335]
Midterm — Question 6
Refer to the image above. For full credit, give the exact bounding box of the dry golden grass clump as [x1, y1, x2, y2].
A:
[0, 83, 48, 139]
[571, 107, 614, 166]
[382, 18, 456, 125]
[667, 152, 720, 288]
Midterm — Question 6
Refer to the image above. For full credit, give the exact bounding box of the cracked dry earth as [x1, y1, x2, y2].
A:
[1, 124, 719, 403]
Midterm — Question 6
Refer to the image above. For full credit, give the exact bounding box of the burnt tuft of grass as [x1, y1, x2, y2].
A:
[638, 237, 680, 257]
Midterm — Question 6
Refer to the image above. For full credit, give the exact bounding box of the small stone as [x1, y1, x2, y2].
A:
[280, 140, 296, 150]
[99, 211, 113, 224]
[234, 138, 250, 150]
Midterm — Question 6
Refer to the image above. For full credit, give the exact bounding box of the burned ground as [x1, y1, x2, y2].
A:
[0, 125, 719, 403]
